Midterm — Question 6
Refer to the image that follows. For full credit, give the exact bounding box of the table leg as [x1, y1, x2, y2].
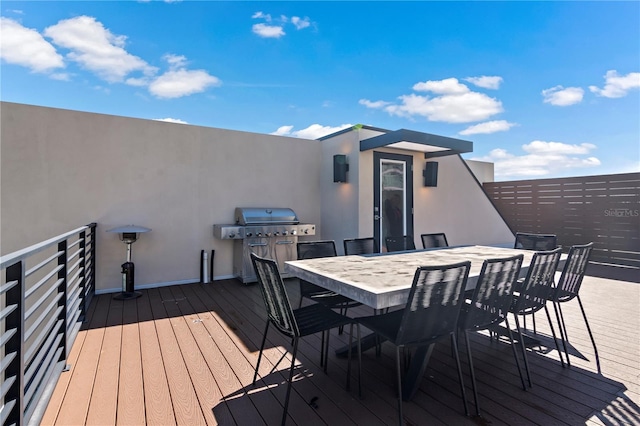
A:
[401, 344, 434, 401]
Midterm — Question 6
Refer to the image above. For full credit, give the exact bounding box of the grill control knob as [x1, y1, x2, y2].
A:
[291, 230, 297, 235]
[257, 232, 262, 237]
[266, 232, 272, 237]
[282, 230, 288, 236]
[275, 231, 280, 236]
[228, 232, 236, 238]
[246, 232, 252, 237]
[304, 228, 309, 234]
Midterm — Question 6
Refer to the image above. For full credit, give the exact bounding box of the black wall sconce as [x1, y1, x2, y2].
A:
[333, 154, 349, 183]
[423, 161, 438, 187]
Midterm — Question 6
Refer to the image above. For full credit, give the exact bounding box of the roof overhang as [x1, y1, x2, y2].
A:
[359, 129, 472, 158]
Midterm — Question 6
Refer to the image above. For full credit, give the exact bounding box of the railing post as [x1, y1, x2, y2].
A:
[79, 229, 87, 323]
[5, 261, 25, 426]
[86, 223, 97, 314]
[57, 240, 68, 360]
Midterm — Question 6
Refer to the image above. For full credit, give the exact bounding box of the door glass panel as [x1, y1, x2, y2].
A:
[381, 160, 406, 250]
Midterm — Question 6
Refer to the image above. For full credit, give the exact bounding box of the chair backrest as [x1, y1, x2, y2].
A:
[513, 248, 562, 315]
[251, 253, 299, 338]
[421, 233, 449, 249]
[514, 232, 558, 251]
[395, 261, 471, 347]
[554, 242, 593, 302]
[462, 254, 524, 331]
[344, 237, 378, 255]
[297, 240, 337, 260]
[385, 235, 416, 252]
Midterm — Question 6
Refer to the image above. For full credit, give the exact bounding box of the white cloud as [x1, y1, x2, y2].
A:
[359, 99, 391, 109]
[542, 85, 584, 106]
[252, 11, 272, 21]
[459, 120, 517, 135]
[413, 78, 469, 95]
[44, 16, 156, 83]
[523, 140, 596, 155]
[0, 17, 64, 73]
[252, 23, 285, 38]
[271, 123, 353, 139]
[148, 69, 221, 98]
[164, 53, 187, 69]
[365, 78, 504, 123]
[464, 76, 503, 90]
[472, 140, 600, 178]
[589, 70, 640, 98]
[271, 125, 294, 136]
[385, 91, 503, 123]
[153, 117, 188, 124]
[291, 16, 311, 30]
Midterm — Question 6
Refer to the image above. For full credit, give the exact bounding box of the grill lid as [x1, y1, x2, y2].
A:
[234, 207, 299, 225]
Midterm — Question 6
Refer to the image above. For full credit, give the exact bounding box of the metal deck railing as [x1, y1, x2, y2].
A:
[1, 223, 97, 426]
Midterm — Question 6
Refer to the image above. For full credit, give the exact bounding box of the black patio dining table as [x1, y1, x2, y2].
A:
[284, 245, 563, 400]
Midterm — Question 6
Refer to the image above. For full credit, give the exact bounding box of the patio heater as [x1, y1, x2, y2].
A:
[106, 225, 151, 300]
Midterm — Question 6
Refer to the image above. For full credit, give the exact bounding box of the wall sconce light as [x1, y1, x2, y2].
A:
[333, 154, 349, 183]
[423, 161, 438, 187]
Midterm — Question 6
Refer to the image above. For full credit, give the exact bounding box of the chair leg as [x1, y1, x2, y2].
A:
[282, 338, 299, 426]
[577, 296, 601, 374]
[552, 301, 570, 367]
[323, 329, 331, 374]
[504, 317, 526, 390]
[544, 304, 565, 368]
[395, 346, 404, 425]
[253, 321, 270, 384]
[451, 333, 469, 417]
[513, 314, 532, 387]
[463, 331, 479, 416]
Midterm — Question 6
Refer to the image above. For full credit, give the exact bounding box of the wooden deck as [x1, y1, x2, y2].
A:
[42, 271, 640, 425]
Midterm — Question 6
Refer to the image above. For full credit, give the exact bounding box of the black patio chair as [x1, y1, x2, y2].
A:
[458, 254, 525, 416]
[344, 237, 379, 256]
[421, 232, 449, 249]
[491, 248, 564, 387]
[296, 241, 362, 332]
[514, 232, 558, 251]
[385, 235, 416, 252]
[356, 261, 472, 424]
[250, 253, 356, 426]
[548, 242, 600, 373]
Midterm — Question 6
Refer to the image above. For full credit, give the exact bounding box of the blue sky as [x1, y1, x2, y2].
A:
[2, 1, 639, 181]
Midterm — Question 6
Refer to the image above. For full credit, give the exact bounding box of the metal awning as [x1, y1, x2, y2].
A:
[360, 128, 473, 158]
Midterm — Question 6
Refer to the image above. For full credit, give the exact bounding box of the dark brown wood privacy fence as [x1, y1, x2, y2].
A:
[484, 173, 640, 268]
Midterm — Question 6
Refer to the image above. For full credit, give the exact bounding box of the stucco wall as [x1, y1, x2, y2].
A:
[1, 102, 322, 292]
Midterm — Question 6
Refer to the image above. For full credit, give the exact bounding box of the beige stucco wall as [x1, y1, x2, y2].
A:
[1, 102, 322, 292]
[465, 159, 495, 183]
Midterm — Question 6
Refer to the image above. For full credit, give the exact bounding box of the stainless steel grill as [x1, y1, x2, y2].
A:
[213, 207, 316, 283]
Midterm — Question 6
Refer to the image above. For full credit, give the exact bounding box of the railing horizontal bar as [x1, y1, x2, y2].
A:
[25, 278, 62, 321]
[67, 248, 83, 265]
[25, 265, 64, 300]
[25, 250, 64, 278]
[67, 308, 81, 334]
[0, 396, 16, 425]
[0, 225, 89, 268]
[66, 258, 82, 277]
[0, 303, 18, 322]
[25, 293, 63, 342]
[0, 351, 17, 376]
[24, 312, 63, 366]
[0, 327, 17, 348]
[66, 292, 82, 320]
[25, 332, 63, 389]
[24, 358, 65, 426]
[0, 279, 19, 295]
[25, 344, 64, 408]
[67, 268, 83, 292]
[67, 238, 82, 250]
[0, 374, 17, 401]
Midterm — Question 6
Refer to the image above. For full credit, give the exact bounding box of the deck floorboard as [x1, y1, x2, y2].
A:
[43, 272, 640, 425]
